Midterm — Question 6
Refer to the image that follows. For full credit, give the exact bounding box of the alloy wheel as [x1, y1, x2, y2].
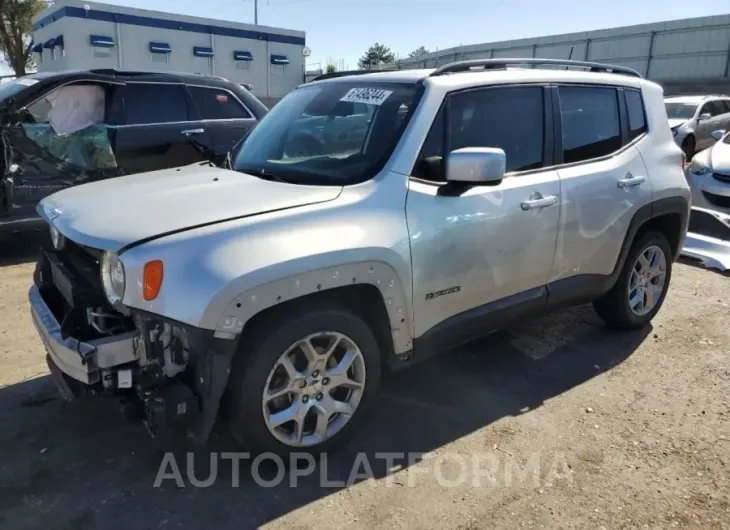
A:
[261, 331, 367, 447]
[628, 244, 667, 317]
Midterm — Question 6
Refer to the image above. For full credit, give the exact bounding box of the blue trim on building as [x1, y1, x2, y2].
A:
[149, 42, 172, 53]
[234, 50, 253, 61]
[33, 6, 306, 46]
[54, 34, 64, 47]
[32, 43, 43, 53]
[90, 35, 115, 47]
[270, 54, 289, 65]
[43, 38, 55, 49]
[193, 46, 214, 57]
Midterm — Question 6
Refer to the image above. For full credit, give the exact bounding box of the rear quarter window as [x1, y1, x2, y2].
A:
[625, 89, 648, 140]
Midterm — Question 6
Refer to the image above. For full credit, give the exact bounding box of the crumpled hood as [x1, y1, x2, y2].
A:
[668, 119, 688, 129]
[38, 163, 343, 252]
[709, 140, 730, 174]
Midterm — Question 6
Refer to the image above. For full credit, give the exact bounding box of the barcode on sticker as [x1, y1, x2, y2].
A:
[340, 88, 393, 106]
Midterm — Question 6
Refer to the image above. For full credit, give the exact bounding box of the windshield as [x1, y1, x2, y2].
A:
[233, 81, 422, 185]
[665, 102, 698, 120]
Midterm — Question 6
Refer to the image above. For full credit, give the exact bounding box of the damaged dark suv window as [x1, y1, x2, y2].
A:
[16, 84, 117, 171]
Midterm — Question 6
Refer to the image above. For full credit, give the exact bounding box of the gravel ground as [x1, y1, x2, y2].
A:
[0, 234, 728, 530]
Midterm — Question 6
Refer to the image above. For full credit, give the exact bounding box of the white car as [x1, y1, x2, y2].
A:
[665, 95, 730, 159]
[686, 128, 730, 212]
[683, 128, 730, 270]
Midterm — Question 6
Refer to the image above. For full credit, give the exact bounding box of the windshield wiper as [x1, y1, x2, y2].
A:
[250, 168, 297, 184]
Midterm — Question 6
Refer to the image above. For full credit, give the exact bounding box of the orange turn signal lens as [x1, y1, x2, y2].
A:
[143, 260, 164, 301]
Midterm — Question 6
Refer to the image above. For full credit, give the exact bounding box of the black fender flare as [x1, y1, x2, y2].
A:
[602, 195, 690, 294]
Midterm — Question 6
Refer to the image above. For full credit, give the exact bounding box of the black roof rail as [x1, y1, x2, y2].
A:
[430, 58, 642, 78]
[89, 68, 227, 80]
[310, 70, 378, 82]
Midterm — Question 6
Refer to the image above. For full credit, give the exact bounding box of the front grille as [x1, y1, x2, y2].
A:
[35, 236, 106, 310]
[712, 172, 730, 184]
[35, 239, 119, 342]
[62, 238, 103, 263]
[702, 191, 730, 210]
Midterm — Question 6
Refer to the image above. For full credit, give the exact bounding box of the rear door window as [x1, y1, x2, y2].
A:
[187, 86, 252, 120]
[558, 86, 621, 164]
[119, 83, 190, 125]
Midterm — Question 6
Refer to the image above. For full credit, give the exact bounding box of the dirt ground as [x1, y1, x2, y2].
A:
[0, 234, 728, 530]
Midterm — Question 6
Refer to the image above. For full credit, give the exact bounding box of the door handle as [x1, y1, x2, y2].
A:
[521, 195, 558, 211]
[181, 128, 205, 136]
[617, 175, 646, 188]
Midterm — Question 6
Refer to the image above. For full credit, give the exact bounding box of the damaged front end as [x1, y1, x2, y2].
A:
[31, 239, 237, 443]
[681, 207, 730, 271]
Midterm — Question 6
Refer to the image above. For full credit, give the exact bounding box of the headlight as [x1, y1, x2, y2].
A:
[100, 251, 126, 305]
[49, 225, 65, 250]
[672, 127, 679, 137]
[687, 157, 711, 176]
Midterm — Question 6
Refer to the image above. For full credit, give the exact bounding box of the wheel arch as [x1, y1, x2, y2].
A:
[236, 283, 399, 372]
[206, 259, 414, 357]
[605, 195, 690, 293]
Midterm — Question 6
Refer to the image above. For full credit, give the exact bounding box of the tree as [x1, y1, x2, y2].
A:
[0, 0, 48, 76]
[326, 63, 336, 74]
[408, 46, 429, 58]
[357, 42, 394, 70]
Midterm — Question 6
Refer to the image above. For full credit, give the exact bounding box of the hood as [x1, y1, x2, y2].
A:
[708, 140, 730, 175]
[38, 163, 343, 252]
[668, 119, 688, 129]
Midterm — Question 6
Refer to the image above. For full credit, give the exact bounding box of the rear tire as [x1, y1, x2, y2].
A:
[227, 304, 382, 459]
[681, 135, 695, 160]
[593, 231, 673, 329]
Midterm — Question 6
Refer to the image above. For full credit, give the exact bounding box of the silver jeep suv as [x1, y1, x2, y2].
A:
[30, 59, 690, 456]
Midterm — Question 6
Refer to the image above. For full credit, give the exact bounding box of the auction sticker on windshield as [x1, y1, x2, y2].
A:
[340, 88, 393, 106]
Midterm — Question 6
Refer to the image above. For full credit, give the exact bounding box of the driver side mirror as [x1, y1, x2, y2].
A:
[446, 147, 506, 184]
[698, 112, 711, 122]
[712, 129, 726, 141]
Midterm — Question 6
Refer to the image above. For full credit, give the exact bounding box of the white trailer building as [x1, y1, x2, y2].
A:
[31, 0, 306, 107]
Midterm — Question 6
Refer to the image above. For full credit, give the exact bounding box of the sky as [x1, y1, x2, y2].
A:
[8, 0, 730, 73]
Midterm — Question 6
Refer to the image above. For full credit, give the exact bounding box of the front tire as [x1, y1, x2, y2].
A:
[227, 305, 382, 458]
[593, 231, 673, 329]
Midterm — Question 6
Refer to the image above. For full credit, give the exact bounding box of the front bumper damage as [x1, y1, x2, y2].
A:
[30, 251, 238, 443]
[30, 284, 137, 386]
[681, 207, 730, 271]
